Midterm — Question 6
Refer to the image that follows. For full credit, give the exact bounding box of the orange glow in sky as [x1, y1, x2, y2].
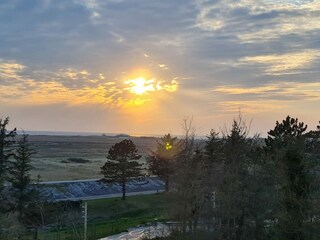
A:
[125, 77, 158, 95]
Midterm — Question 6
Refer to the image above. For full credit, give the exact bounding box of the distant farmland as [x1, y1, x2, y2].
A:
[27, 135, 158, 181]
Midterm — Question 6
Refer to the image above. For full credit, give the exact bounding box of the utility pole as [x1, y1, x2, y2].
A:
[82, 201, 88, 240]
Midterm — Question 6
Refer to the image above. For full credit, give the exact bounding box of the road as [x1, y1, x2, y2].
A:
[53, 189, 164, 201]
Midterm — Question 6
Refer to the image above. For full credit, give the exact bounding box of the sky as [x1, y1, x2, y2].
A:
[0, 0, 319, 136]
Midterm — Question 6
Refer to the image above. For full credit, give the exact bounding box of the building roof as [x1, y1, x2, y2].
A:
[35, 176, 165, 202]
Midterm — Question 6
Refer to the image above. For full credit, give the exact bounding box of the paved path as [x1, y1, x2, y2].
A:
[53, 190, 164, 201]
[99, 223, 170, 240]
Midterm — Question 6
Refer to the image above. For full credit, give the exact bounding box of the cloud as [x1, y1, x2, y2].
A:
[73, 0, 101, 19]
[193, 0, 320, 44]
[0, 59, 26, 83]
[237, 1, 320, 42]
[194, 0, 225, 31]
[54, 68, 106, 88]
[0, 0, 319, 133]
[212, 100, 286, 114]
[163, 80, 179, 92]
[214, 81, 320, 102]
[0, 58, 179, 108]
[238, 50, 320, 75]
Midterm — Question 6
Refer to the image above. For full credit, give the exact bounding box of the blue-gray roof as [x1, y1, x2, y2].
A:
[35, 176, 165, 202]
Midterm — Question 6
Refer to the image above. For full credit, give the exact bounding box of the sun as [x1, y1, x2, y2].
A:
[125, 77, 156, 95]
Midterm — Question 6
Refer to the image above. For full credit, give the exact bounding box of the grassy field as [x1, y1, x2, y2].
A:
[32, 193, 169, 240]
[2, 135, 169, 239]
[27, 135, 158, 181]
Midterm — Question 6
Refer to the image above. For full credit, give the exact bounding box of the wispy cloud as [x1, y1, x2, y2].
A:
[193, 0, 320, 44]
[73, 0, 101, 19]
[214, 81, 320, 101]
[212, 100, 286, 114]
[193, 0, 225, 31]
[238, 50, 320, 75]
[238, 1, 320, 42]
[0, 58, 179, 108]
[0, 59, 26, 82]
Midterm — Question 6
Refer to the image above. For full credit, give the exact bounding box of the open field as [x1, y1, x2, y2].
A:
[27, 135, 158, 181]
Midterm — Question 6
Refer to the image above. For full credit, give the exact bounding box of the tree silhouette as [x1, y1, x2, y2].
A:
[9, 133, 36, 222]
[101, 139, 144, 200]
[148, 134, 181, 191]
[0, 117, 16, 187]
[265, 116, 310, 240]
[0, 117, 16, 216]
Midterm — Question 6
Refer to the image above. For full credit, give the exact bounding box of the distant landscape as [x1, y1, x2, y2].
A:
[27, 135, 158, 181]
[1, 0, 320, 239]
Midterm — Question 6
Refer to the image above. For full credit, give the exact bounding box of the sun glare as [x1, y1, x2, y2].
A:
[125, 77, 156, 95]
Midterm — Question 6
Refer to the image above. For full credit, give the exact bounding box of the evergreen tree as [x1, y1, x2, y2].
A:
[0, 117, 16, 189]
[304, 121, 320, 238]
[0, 117, 16, 237]
[100, 139, 144, 200]
[204, 129, 221, 161]
[9, 133, 35, 222]
[265, 116, 310, 240]
[203, 116, 269, 240]
[217, 117, 253, 239]
[147, 134, 181, 191]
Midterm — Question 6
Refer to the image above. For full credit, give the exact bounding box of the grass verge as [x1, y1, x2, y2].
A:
[28, 193, 169, 240]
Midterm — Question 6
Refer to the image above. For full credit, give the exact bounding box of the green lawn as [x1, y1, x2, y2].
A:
[33, 193, 169, 240]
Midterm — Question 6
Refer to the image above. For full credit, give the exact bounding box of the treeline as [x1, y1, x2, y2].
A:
[1, 115, 320, 240]
[148, 116, 320, 240]
[0, 118, 82, 240]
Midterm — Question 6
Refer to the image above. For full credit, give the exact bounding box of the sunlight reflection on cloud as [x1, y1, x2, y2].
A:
[263, 0, 314, 5]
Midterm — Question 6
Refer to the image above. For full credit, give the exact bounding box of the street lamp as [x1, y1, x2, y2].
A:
[165, 142, 172, 150]
[81, 201, 87, 240]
